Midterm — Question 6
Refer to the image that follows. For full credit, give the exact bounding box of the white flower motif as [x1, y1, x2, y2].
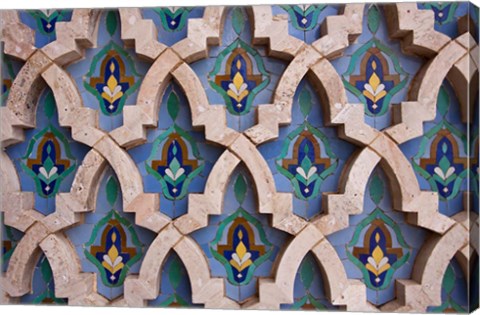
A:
[363, 82, 385, 98]
[367, 256, 389, 271]
[102, 85, 122, 99]
[434, 166, 455, 180]
[165, 168, 185, 181]
[40, 9, 54, 17]
[228, 82, 248, 98]
[167, 7, 180, 13]
[296, 166, 317, 180]
[39, 166, 58, 180]
[102, 255, 123, 269]
[231, 252, 252, 267]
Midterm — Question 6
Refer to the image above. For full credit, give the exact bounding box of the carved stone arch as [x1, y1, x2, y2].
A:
[41, 9, 101, 66]
[305, 59, 454, 235]
[40, 233, 108, 305]
[175, 236, 238, 308]
[171, 7, 226, 63]
[123, 224, 237, 308]
[0, 10, 36, 60]
[1, 150, 105, 300]
[118, 8, 166, 61]
[382, 213, 469, 312]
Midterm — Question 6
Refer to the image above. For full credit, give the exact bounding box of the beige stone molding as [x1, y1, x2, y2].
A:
[0, 4, 477, 311]
[308, 59, 454, 236]
[42, 9, 100, 66]
[40, 233, 108, 305]
[172, 7, 225, 63]
[123, 224, 238, 308]
[1, 150, 103, 300]
[385, 3, 450, 57]
[245, 45, 322, 145]
[0, 10, 167, 300]
[4, 51, 50, 138]
[383, 214, 469, 312]
[0, 151, 42, 232]
[251, 5, 306, 60]
[252, 4, 364, 60]
[175, 150, 240, 235]
[313, 4, 365, 58]
[0, 10, 36, 60]
[109, 48, 182, 148]
[317, 148, 381, 235]
[42, 64, 107, 146]
[448, 33, 479, 124]
[119, 8, 167, 61]
[386, 33, 473, 144]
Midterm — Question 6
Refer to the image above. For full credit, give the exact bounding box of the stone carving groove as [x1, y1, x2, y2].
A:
[0, 3, 478, 312]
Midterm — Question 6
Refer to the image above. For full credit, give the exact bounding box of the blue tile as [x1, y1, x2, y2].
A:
[333, 245, 348, 260]
[225, 282, 240, 302]
[395, 260, 413, 279]
[78, 258, 95, 274]
[191, 225, 216, 246]
[66, 224, 93, 246]
[274, 173, 294, 193]
[144, 174, 162, 193]
[172, 196, 188, 218]
[258, 139, 284, 160]
[376, 282, 396, 305]
[327, 228, 352, 246]
[343, 259, 364, 279]
[306, 195, 323, 219]
[159, 196, 175, 218]
[239, 279, 258, 302]
[366, 288, 377, 305]
[239, 109, 257, 132]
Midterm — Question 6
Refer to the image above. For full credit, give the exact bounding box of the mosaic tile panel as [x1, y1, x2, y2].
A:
[0, 2, 478, 313]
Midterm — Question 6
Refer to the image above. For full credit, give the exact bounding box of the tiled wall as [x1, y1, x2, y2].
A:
[0, 3, 479, 312]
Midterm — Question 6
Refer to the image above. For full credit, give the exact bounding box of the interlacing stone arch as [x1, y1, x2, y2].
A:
[0, 2, 478, 312]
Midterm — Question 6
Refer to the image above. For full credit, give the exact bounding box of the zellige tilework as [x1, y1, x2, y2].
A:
[0, 3, 479, 313]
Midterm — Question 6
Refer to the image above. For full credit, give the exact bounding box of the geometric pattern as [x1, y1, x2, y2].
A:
[347, 167, 412, 293]
[85, 176, 142, 288]
[276, 87, 338, 201]
[0, 2, 478, 313]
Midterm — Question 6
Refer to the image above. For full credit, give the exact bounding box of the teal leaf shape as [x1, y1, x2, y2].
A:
[442, 264, 455, 294]
[167, 90, 180, 121]
[169, 257, 183, 290]
[106, 176, 119, 206]
[44, 92, 56, 119]
[168, 157, 182, 181]
[300, 257, 315, 289]
[299, 88, 312, 118]
[437, 86, 449, 117]
[232, 8, 245, 35]
[40, 257, 53, 284]
[442, 142, 448, 154]
[367, 5, 381, 34]
[234, 174, 247, 204]
[106, 11, 118, 36]
[369, 174, 384, 205]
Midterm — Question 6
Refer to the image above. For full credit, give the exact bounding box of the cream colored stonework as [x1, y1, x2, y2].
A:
[0, 3, 478, 311]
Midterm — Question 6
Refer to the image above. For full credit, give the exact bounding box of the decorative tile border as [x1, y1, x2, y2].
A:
[0, 3, 478, 312]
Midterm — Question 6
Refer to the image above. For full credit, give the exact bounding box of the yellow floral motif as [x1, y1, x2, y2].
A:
[362, 60, 387, 110]
[229, 230, 253, 272]
[101, 61, 124, 110]
[365, 232, 391, 284]
[227, 60, 249, 108]
[101, 231, 125, 280]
